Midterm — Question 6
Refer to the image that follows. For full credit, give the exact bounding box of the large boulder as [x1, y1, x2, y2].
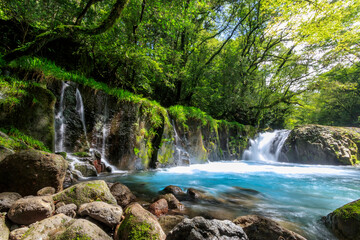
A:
[55, 203, 77, 218]
[233, 215, 306, 240]
[116, 202, 166, 240]
[110, 182, 136, 208]
[280, 125, 360, 165]
[0, 213, 9, 240]
[78, 201, 123, 227]
[0, 192, 22, 212]
[158, 215, 185, 235]
[325, 199, 360, 240]
[20, 213, 112, 240]
[53, 180, 116, 207]
[167, 216, 248, 240]
[0, 150, 68, 195]
[8, 196, 55, 225]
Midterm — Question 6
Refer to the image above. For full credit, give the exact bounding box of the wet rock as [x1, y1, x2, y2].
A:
[0, 192, 22, 212]
[110, 182, 136, 208]
[116, 202, 166, 240]
[55, 203, 77, 218]
[233, 215, 306, 240]
[78, 201, 123, 227]
[149, 198, 168, 217]
[158, 215, 185, 235]
[0, 150, 68, 196]
[163, 185, 185, 196]
[187, 188, 225, 203]
[157, 193, 184, 211]
[167, 216, 248, 240]
[74, 162, 97, 177]
[8, 196, 55, 225]
[53, 180, 116, 207]
[0, 213, 10, 240]
[37, 186, 56, 196]
[9, 227, 28, 240]
[280, 125, 360, 165]
[325, 199, 360, 240]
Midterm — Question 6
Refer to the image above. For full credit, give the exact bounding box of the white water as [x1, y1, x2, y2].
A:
[55, 82, 69, 152]
[172, 121, 190, 165]
[75, 88, 87, 139]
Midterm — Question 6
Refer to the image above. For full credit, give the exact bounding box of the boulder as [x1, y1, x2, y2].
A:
[0, 146, 14, 163]
[187, 188, 225, 203]
[37, 186, 56, 196]
[55, 203, 77, 218]
[78, 201, 123, 227]
[74, 162, 97, 177]
[8, 196, 55, 225]
[233, 215, 306, 240]
[149, 199, 168, 217]
[0, 213, 10, 240]
[0, 150, 68, 195]
[53, 180, 116, 207]
[158, 215, 185, 235]
[20, 213, 112, 240]
[110, 182, 136, 208]
[9, 227, 28, 240]
[162, 185, 185, 196]
[157, 193, 184, 211]
[167, 216, 248, 240]
[325, 199, 360, 240]
[280, 125, 360, 165]
[0, 192, 22, 212]
[116, 202, 166, 240]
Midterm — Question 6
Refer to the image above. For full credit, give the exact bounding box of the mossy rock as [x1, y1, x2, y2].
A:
[73, 151, 91, 157]
[53, 180, 116, 207]
[325, 199, 360, 240]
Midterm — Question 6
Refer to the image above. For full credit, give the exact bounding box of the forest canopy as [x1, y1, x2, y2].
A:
[0, 0, 359, 128]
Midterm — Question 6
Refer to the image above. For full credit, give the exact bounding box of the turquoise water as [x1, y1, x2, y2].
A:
[100, 160, 360, 240]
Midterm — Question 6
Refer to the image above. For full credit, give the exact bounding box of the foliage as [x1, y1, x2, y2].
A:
[0, 75, 29, 108]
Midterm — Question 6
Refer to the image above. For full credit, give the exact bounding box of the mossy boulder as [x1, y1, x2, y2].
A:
[116, 202, 166, 240]
[53, 180, 116, 207]
[325, 199, 360, 240]
[0, 149, 68, 195]
[280, 125, 360, 165]
[0, 213, 9, 240]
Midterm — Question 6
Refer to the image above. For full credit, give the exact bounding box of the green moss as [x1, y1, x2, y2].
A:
[333, 200, 360, 221]
[118, 215, 158, 240]
[52, 227, 92, 240]
[73, 152, 90, 157]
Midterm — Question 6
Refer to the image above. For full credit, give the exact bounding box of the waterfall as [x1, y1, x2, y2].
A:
[172, 121, 190, 165]
[55, 82, 69, 152]
[243, 130, 290, 162]
[75, 88, 87, 139]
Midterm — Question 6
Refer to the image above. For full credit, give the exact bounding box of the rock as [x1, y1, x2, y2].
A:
[53, 180, 116, 207]
[157, 193, 184, 210]
[0, 192, 22, 212]
[74, 162, 98, 177]
[187, 188, 225, 203]
[233, 215, 306, 240]
[0, 213, 10, 240]
[0, 146, 14, 163]
[110, 182, 136, 208]
[0, 150, 68, 196]
[55, 203, 77, 218]
[325, 199, 360, 240]
[280, 125, 360, 165]
[78, 201, 123, 227]
[9, 227, 28, 240]
[20, 213, 112, 240]
[37, 186, 56, 196]
[163, 185, 185, 196]
[149, 199, 168, 217]
[158, 215, 185, 235]
[8, 196, 55, 225]
[55, 201, 66, 209]
[116, 202, 166, 240]
[167, 216, 248, 240]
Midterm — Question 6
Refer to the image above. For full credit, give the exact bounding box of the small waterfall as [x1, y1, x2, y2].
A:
[243, 130, 290, 162]
[55, 82, 69, 152]
[172, 121, 190, 165]
[75, 88, 87, 139]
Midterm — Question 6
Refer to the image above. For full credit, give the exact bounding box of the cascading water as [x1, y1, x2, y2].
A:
[55, 82, 69, 152]
[243, 130, 290, 161]
[75, 88, 87, 139]
[172, 121, 190, 165]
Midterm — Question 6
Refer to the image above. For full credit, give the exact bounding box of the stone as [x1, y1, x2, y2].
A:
[20, 213, 112, 240]
[8, 196, 55, 225]
[37, 186, 56, 196]
[157, 193, 184, 211]
[53, 180, 117, 207]
[149, 198, 168, 217]
[55, 201, 66, 209]
[325, 199, 360, 240]
[78, 201, 123, 227]
[0, 192, 22, 212]
[116, 202, 166, 240]
[163, 185, 185, 196]
[0, 214, 10, 240]
[55, 203, 77, 218]
[0, 146, 14, 163]
[74, 162, 98, 177]
[167, 216, 248, 240]
[9, 227, 28, 240]
[280, 125, 360, 165]
[187, 188, 225, 203]
[110, 182, 136, 208]
[158, 215, 185, 235]
[0, 150, 68, 196]
[233, 215, 306, 240]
